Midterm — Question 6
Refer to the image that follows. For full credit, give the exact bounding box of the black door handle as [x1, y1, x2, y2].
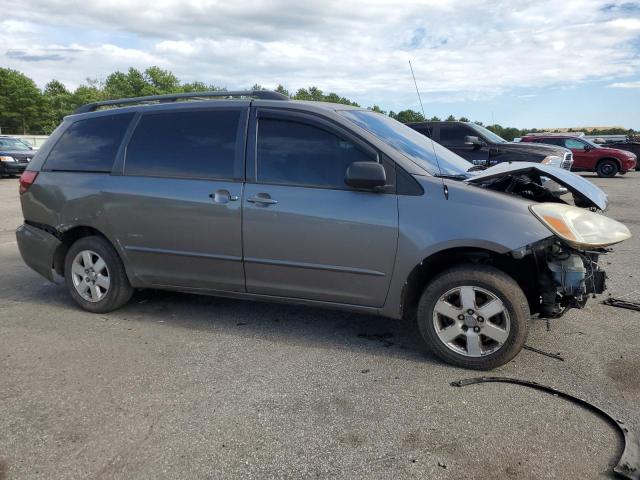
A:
[209, 189, 239, 204]
[247, 194, 278, 205]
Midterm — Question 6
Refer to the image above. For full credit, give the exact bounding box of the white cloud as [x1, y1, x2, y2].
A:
[1, 0, 639, 111]
[609, 81, 640, 88]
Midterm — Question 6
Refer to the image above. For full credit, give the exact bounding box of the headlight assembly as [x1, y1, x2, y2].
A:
[541, 155, 563, 168]
[530, 203, 631, 248]
[0, 156, 17, 163]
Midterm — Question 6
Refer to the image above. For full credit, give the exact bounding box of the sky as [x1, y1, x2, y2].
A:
[1, 0, 639, 129]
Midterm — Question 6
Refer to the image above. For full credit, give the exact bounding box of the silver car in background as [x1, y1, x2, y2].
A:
[15, 90, 631, 369]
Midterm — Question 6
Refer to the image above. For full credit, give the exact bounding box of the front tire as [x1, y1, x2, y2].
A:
[64, 235, 133, 313]
[596, 159, 619, 178]
[417, 265, 529, 370]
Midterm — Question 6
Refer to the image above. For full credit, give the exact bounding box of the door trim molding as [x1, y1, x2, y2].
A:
[125, 245, 242, 262]
[244, 256, 385, 277]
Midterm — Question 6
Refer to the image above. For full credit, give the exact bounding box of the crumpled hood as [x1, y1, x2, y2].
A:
[464, 161, 608, 210]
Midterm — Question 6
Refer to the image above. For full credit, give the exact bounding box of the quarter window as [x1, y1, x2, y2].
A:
[44, 113, 134, 172]
[257, 118, 373, 188]
[125, 109, 242, 179]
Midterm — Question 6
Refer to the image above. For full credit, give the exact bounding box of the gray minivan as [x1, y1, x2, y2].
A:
[16, 90, 631, 369]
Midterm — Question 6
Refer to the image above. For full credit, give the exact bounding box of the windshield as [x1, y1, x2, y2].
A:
[0, 138, 31, 151]
[338, 110, 472, 176]
[469, 124, 507, 144]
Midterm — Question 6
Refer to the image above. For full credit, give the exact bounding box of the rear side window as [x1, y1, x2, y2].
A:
[44, 113, 134, 172]
[257, 118, 372, 188]
[125, 109, 242, 180]
[438, 125, 469, 146]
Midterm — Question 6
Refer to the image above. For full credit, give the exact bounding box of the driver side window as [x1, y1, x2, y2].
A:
[257, 117, 374, 189]
[564, 139, 586, 149]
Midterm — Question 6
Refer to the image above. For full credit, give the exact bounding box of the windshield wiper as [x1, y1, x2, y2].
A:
[434, 173, 468, 179]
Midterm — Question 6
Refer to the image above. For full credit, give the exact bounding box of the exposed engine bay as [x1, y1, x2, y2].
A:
[464, 162, 608, 210]
[509, 238, 608, 318]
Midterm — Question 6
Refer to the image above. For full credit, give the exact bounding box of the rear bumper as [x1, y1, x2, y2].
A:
[16, 224, 61, 281]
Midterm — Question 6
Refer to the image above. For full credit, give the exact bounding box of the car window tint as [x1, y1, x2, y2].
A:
[438, 125, 469, 146]
[257, 118, 372, 188]
[564, 139, 585, 149]
[412, 126, 432, 138]
[45, 113, 134, 172]
[125, 110, 241, 179]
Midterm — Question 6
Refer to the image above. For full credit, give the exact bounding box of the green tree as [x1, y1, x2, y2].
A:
[445, 114, 456, 121]
[429, 116, 441, 121]
[390, 109, 425, 123]
[459, 116, 470, 122]
[368, 105, 386, 114]
[42, 80, 73, 133]
[0, 68, 45, 134]
[145, 66, 180, 93]
[275, 84, 290, 97]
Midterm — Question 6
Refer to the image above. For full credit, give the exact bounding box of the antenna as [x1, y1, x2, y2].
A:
[409, 60, 425, 118]
[409, 60, 449, 199]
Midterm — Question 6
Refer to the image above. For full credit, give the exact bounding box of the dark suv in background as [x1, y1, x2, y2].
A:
[408, 121, 573, 170]
[521, 134, 637, 177]
[0, 135, 35, 177]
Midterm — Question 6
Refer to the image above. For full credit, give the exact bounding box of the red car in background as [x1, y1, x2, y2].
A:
[520, 135, 637, 177]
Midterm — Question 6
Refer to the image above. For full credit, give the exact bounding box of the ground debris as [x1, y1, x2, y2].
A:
[523, 345, 565, 361]
[603, 297, 640, 312]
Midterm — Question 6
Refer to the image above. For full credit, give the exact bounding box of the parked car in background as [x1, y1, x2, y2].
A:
[408, 121, 573, 170]
[0, 135, 35, 177]
[16, 91, 631, 370]
[521, 135, 637, 177]
[600, 140, 640, 171]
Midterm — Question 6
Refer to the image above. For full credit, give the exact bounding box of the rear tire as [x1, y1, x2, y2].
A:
[64, 235, 133, 313]
[596, 159, 619, 178]
[417, 265, 529, 370]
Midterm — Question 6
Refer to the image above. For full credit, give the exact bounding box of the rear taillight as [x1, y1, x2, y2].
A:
[19, 170, 38, 194]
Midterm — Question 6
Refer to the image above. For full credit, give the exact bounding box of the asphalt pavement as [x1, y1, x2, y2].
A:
[1, 173, 639, 479]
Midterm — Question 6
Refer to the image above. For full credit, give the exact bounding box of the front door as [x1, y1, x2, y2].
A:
[562, 138, 593, 170]
[105, 105, 248, 291]
[242, 109, 399, 307]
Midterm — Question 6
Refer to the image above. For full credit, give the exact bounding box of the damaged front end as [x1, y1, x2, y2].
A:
[525, 239, 608, 318]
[464, 161, 608, 210]
[468, 163, 631, 317]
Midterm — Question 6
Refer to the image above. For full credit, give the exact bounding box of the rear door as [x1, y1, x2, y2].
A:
[105, 104, 248, 291]
[242, 108, 398, 307]
[437, 123, 490, 165]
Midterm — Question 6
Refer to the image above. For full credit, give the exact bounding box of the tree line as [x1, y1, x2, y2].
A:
[0, 66, 636, 141]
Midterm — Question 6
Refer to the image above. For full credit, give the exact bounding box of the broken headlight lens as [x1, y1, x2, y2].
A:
[530, 203, 631, 248]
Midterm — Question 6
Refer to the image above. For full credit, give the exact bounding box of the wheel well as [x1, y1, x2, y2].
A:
[597, 157, 621, 170]
[401, 247, 539, 320]
[53, 226, 109, 276]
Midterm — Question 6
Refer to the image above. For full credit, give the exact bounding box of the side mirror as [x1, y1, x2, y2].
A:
[465, 135, 482, 148]
[344, 162, 387, 191]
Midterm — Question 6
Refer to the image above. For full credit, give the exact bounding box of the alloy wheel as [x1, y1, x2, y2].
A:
[432, 285, 511, 357]
[71, 250, 110, 302]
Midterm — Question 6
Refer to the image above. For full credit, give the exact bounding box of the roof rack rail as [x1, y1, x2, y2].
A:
[523, 131, 585, 137]
[73, 90, 289, 114]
